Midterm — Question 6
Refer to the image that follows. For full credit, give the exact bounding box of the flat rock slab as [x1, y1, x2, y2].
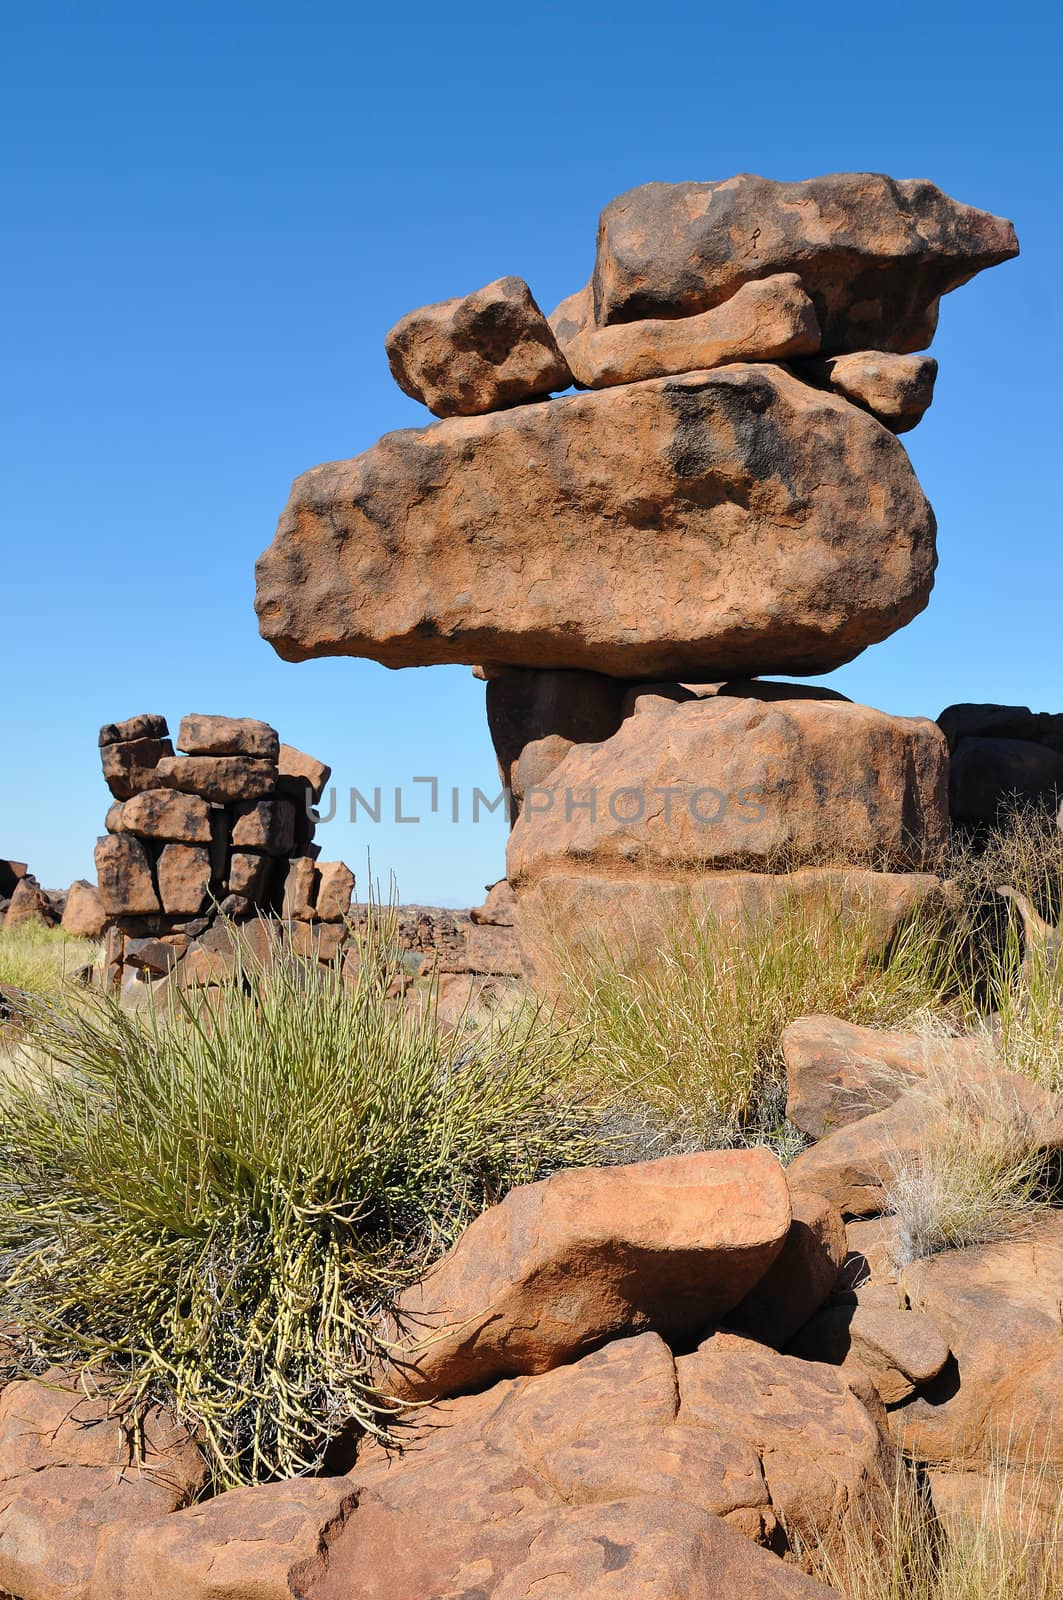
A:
[591, 173, 1017, 351]
[256, 362, 936, 678]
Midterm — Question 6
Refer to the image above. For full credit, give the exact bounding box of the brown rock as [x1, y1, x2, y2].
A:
[927, 1467, 1063, 1545]
[937, 702, 1063, 753]
[787, 1303, 950, 1404]
[547, 281, 593, 346]
[290, 921, 346, 962]
[464, 920, 523, 976]
[156, 843, 213, 917]
[178, 943, 236, 987]
[3, 873, 59, 930]
[895, 1212, 1063, 1465]
[94, 833, 160, 917]
[838, 1216, 903, 1289]
[124, 936, 183, 975]
[0, 859, 28, 898]
[487, 668, 626, 818]
[255, 363, 937, 679]
[91, 1479, 355, 1600]
[386, 1148, 791, 1402]
[385, 274, 572, 418]
[802, 351, 937, 432]
[282, 856, 319, 920]
[0, 1367, 205, 1600]
[156, 754, 278, 804]
[470, 878, 517, 926]
[176, 712, 280, 761]
[231, 797, 296, 854]
[725, 1190, 847, 1349]
[507, 687, 949, 884]
[591, 173, 1017, 351]
[98, 713, 169, 746]
[315, 860, 355, 922]
[61, 879, 108, 939]
[949, 735, 1063, 823]
[113, 787, 213, 844]
[278, 743, 331, 805]
[562, 273, 820, 387]
[782, 1016, 998, 1139]
[228, 850, 271, 903]
[101, 734, 174, 800]
[786, 1063, 1063, 1218]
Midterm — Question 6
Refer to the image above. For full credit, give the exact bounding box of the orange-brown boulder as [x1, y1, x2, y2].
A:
[156, 754, 278, 804]
[385, 275, 572, 418]
[0, 1368, 205, 1600]
[231, 797, 296, 854]
[787, 1301, 950, 1403]
[100, 733, 174, 800]
[228, 850, 271, 904]
[3, 873, 59, 931]
[112, 787, 213, 844]
[98, 713, 169, 747]
[94, 832, 160, 916]
[801, 351, 937, 432]
[725, 1189, 847, 1349]
[157, 843, 213, 916]
[61, 878, 108, 939]
[386, 1149, 791, 1402]
[561, 272, 820, 388]
[255, 363, 936, 679]
[277, 742, 331, 804]
[282, 856, 319, 920]
[176, 712, 280, 761]
[893, 1212, 1063, 1466]
[315, 860, 355, 922]
[591, 173, 1017, 351]
[782, 1015, 999, 1139]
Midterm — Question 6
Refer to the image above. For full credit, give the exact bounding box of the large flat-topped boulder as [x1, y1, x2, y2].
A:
[591, 173, 1017, 351]
[256, 363, 936, 678]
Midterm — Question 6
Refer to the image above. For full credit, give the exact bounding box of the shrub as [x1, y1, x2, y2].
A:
[536, 888, 956, 1151]
[0, 915, 599, 1488]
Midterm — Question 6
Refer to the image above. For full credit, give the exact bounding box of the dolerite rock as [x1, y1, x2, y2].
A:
[156, 754, 278, 804]
[385, 275, 572, 417]
[506, 685, 949, 888]
[315, 860, 355, 922]
[385, 1148, 791, 1402]
[99, 713, 169, 747]
[156, 843, 213, 916]
[938, 702, 1063, 752]
[590, 173, 1017, 351]
[94, 833, 160, 916]
[112, 787, 214, 843]
[2, 873, 59, 930]
[278, 742, 332, 804]
[231, 797, 296, 854]
[560, 272, 821, 388]
[949, 735, 1063, 823]
[100, 733, 175, 800]
[725, 1189, 847, 1350]
[787, 1302, 951, 1405]
[228, 850, 271, 903]
[61, 878, 108, 938]
[801, 352, 938, 432]
[177, 712, 280, 762]
[282, 856, 319, 920]
[256, 363, 937, 678]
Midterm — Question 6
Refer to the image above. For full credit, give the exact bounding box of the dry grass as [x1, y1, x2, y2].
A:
[0, 922, 98, 1002]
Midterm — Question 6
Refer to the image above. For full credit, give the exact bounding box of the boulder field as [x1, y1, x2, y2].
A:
[255, 169, 1017, 954]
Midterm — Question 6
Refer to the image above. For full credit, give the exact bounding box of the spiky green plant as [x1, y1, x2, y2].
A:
[0, 913, 598, 1488]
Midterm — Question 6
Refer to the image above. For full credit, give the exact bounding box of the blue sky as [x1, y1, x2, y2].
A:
[2, 1, 1060, 906]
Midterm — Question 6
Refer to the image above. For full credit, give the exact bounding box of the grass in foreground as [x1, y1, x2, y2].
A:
[537, 889, 956, 1150]
[0, 915, 598, 1488]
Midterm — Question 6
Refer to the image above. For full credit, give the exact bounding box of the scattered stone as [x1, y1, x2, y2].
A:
[101, 734, 174, 800]
[114, 787, 213, 844]
[256, 363, 937, 679]
[801, 351, 937, 432]
[385, 275, 572, 418]
[385, 1148, 791, 1402]
[560, 273, 820, 387]
[156, 843, 213, 917]
[94, 833, 160, 916]
[726, 1189, 847, 1350]
[591, 173, 1017, 350]
[782, 1016, 998, 1139]
[315, 860, 355, 922]
[177, 713, 280, 762]
[61, 878, 108, 938]
[156, 754, 279, 805]
[787, 1303, 950, 1403]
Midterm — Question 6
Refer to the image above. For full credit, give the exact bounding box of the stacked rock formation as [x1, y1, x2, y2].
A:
[940, 702, 1063, 825]
[255, 172, 1018, 958]
[94, 712, 348, 985]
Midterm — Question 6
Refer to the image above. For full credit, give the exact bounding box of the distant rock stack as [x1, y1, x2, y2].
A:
[255, 172, 1019, 963]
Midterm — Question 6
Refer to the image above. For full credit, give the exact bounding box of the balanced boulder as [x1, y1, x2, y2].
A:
[800, 351, 938, 432]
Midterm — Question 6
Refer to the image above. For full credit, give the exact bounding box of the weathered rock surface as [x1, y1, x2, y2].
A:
[0, 1368, 205, 1600]
[228, 850, 271, 903]
[98, 713, 169, 747]
[386, 1149, 791, 1402]
[591, 173, 1017, 351]
[894, 1212, 1063, 1465]
[101, 734, 174, 799]
[95, 832, 160, 916]
[156, 843, 213, 917]
[315, 860, 355, 922]
[61, 878, 108, 939]
[386, 275, 572, 418]
[802, 351, 937, 432]
[256, 363, 937, 678]
[561, 272, 820, 388]
[782, 1015, 999, 1139]
[282, 857, 319, 921]
[113, 787, 213, 844]
[2, 873, 59, 931]
[156, 754, 278, 805]
[949, 735, 1063, 823]
[177, 713, 280, 762]
[278, 743, 332, 804]
[788, 1302, 950, 1404]
[231, 797, 296, 854]
[938, 702, 1063, 753]
[725, 1189, 847, 1349]
[507, 686, 949, 886]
